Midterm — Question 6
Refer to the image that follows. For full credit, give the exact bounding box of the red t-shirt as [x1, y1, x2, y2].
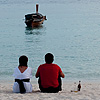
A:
[37, 63, 62, 88]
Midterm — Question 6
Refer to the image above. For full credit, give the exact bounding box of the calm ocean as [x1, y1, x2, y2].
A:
[0, 0, 100, 82]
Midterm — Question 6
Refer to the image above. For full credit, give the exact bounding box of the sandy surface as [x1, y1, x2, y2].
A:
[0, 82, 100, 100]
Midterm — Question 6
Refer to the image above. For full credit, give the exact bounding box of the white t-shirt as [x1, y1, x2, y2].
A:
[13, 67, 32, 93]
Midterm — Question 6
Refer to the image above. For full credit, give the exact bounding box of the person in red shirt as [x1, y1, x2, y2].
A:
[35, 53, 65, 93]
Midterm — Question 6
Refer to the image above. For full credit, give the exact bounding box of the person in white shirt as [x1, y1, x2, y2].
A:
[13, 55, 32, 93]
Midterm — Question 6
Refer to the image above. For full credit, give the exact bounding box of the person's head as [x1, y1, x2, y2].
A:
[45, 53, 54, 64]
[19, 55, 28, 67]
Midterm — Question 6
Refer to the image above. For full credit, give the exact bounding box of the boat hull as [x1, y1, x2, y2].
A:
[27, 17, 45, 27]
[25, 15, 46, 27]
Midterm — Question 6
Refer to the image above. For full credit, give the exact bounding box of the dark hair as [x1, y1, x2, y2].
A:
[45, 53, 54, 64]
[19, 55, 28, 67]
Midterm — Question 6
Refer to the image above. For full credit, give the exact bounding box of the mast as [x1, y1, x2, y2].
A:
[36, 4, 39, 13]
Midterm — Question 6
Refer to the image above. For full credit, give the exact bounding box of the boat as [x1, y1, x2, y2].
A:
[25, 4, 47, 27]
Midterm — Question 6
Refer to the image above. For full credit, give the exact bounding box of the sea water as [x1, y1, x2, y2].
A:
[0, 0, 100, 82]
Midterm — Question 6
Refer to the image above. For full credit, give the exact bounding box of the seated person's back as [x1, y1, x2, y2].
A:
[13, 55, 32, 93]
[35, 53, 65, 93]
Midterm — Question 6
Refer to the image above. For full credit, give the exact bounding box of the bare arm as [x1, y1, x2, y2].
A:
[60, 72, 65, 78]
